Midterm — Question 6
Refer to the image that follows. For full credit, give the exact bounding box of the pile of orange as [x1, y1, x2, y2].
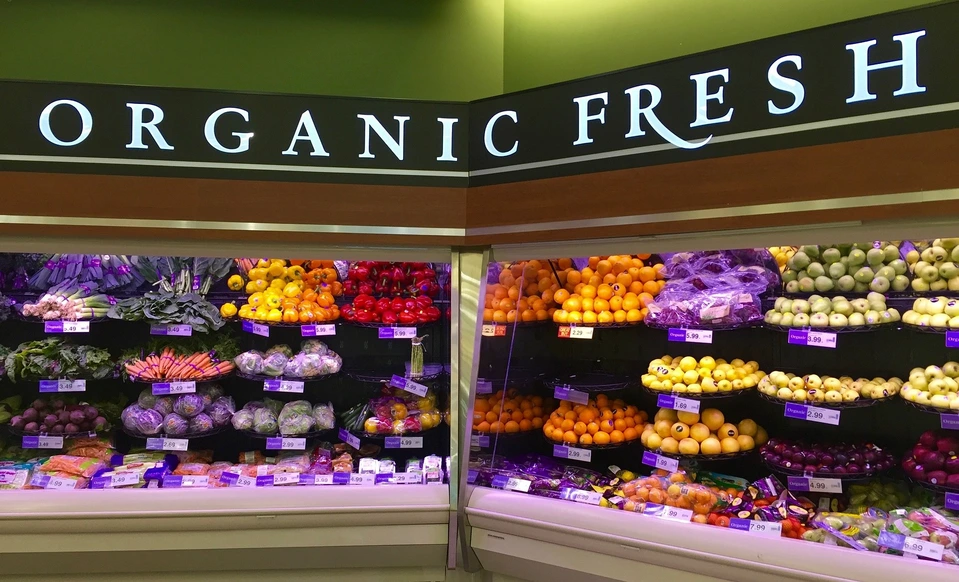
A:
[472, 390, 552, 434]
[483, 259, 572, 324]
[543, 393, 648, 446]
[551, 255, 665, 325]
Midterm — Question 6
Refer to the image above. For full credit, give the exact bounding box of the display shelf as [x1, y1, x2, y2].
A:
[758, 390, 896, 409]
[235, 371, 338, 384]
[345, 367, 445, 383]
[342, 320, 437, 329]
[122, 424, 231, 440]
[481, 319, 552, 328]
[235, 319, 339, 328]
[763, 460, 890, 481]
[655, 449, 756, 462]
[907, 476, 959, 496]
[348, 425, 440, 441]
[542, 433, 640, 450]
[900, 398, 959, 416]
[902, 323, 953, 335]
[544, 372, 633, 393]
[556, 321, 641, 329]
[642, 385, 751, 401]
[645, 320, 761, 332]
[7, 425, 101, 439]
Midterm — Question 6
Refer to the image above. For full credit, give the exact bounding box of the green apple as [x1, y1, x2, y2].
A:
[949, 316, 959, 329]
[811, 298, 832, 314]
[764, 310, 782, 325]
[810, 313, 829, 327]
[927, 297, 947, 315]
[883, 245, 899, 262]
[782, 269, 798, 283]
[828, 262, 846, 279]
[776, 387, 792, 400]
[829, 313, 849, 327]
[801, 245, 820, 259]
[948, 278, 959, 292]
[889, 259, 907, 276]
[932, 313, 951, 328]
[823, 377, 842, 392]
[853, 281, 870, 293]
[793, 313, 810, 327]
[825, 391, 843, 403]
[848, 312, 866, 326]
[851, 299, 870, 314]
[864, 310, 881, 325]
[785, 280, 801, 293]
[926, 365, 945, 380]
[931, 246, 948, 262]
[931, 279, 948, 292]
[791, 299, 810, 314]
[869, 277, 890, 293]
[866, 248, 885, 266]
[774, 297, 788, 311]
[952, 246, 959, 262]
[921, 265, 940, 283]
[892, 275, 909, 292]
[832, 299, 853, 317]
[921, 247, 937, 263]
[799, 277, 815, 293]
[780, 312, 794, 327]
[780, 299, 794, 313]
[940, 262, 959, 279]
[887, 308, 901, 322]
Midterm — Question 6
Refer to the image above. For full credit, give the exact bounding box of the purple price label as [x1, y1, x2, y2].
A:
[266, 438, 282, 450]
[553, 385, 588, 404]
[44, 321, 63, 333]
[878, 530, 905, 550]
[553, 445, 568, 458]
[220, 472, 239, 486]
[242, 320, 270, 337]
[491, 475, 508, 489]
[787, 476, 809, 491]
[947, 331, 959, 349]
[657, 395, 676, 409]
[728, 518, 752, 532]
[467, 469, 478, 484]
[667, 328, 687, 342]
[784, 403, 808, 420]
[21, 436, 38, 448]
[787, 330, 808, 345]
[163, 475, 183, 488]
[333, 472, 351, 485]
[38, 380, 59, 393]
[471, 434, 490, 447]
[378, 328, 395, 339]
[946, 492, 959, 511]
[375, 473, 393, 485]
[255, 475, 274, 487]
[941, 414, 959, 430]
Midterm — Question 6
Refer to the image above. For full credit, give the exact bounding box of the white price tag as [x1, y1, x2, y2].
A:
[62, 321, 90, 333]
[806, 331, 837, 348]
[786, 403, 841, 425]
[903, 537, 945, 561]
[808, 478, 843, 493]
[731, 518, 783, 537]
[568, 326, 594, 339]
[313, 474, 335, 485]
[553, 385, 589, 404]
[236, 475, 256, 488]
[180, 476, 209, 488]
[659, 506, 694, 522]
[349, 473, 375, 486]
[565, 489, 603, 505]
[47, 476, 77, 489]
[503, 477, 532, 493]
[301, 324, 336, 337]
[482, 324, 506, 337]
[263, 380, 305, 393]
[657, 394, 700, 413]
[272, 473, 300, 486]
[396, 472, 423, 485]
[110, 472, 141, 488]
[553, 445, 592, 462]
[40, 379, 86, 393]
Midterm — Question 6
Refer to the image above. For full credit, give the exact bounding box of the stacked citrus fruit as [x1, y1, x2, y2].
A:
[472, 389, 552, 434]
[483, 259, 572, 324]
[551, 255, 665, 325]
[543, 393, 648, 446]
[640, 408, 768, 456]
[640, 354, 765, 394]
[227, 259, 341, 324]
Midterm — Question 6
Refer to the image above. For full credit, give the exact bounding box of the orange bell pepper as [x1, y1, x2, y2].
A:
[282, 308, 299, 323]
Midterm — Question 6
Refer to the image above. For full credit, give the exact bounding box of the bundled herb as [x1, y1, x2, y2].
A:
[4, 338, 116, 382]
[108, 290, 225, 333]
[133, 256, 233, 297]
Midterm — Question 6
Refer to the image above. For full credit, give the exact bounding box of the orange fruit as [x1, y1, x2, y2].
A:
[473, 411, 486, 424]
[615, 273, 632, 287]
[609, 296, 624, 312]
[567, 311, 583, 323]
[603, 274, 617, 285]
[583, 311, 598, 324]
[557, 258, 572, 269]
[521, 309, 536, 322]
[598, 311, 614, 324]
[639, 267, 656, 282]
[600, 419, 615, 433]
[581, 297, 594, 312]
[566, 271, 582, 285]
[587, 422, 599, 435]
[476, 421, 491, 432]
[611, 283, 627, 297]
[613, 310, 627, 323]
[593, 298, 610, 312]
[506, 310, 517, 323]
[629, 281, 644, 295]
[553, 289, 570, 305]
[596, 394, 609, 407]
[643, 281, 659, 294]
[624, 427, 639, 441]
[627, 267, 642, 281]
[638, 292, 654, 308]
[597, 284, 614, 300]
[593, 431, 611, 445]
[610, 430, 625, 444]
[531, 418, 544, 429]
[573, 421, 588, 435]
[579, 433, 593, 446]
[498, 298, 515, 311]
[505, 421, 520, 433]
[596, 260, 612, 276]
[580, 285, 597, 299]
[562, 297, 581, 312]
[560, 419, 575, 432]
[563, 431, 578, 444]
[550, 428, 563, 442]
[490, 421, 504, 433]
[614, 418, 627, 432]
[492, 310, 507, 323]
[485, 411, 498, 423]
[622, 295, 640, 311]
[553, 310, 568, 323]
[536, 309, 549, 321]
[519, 419, 532, 431]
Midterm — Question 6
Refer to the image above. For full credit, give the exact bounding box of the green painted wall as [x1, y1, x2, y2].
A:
[502, 0, 938, 92]
[0, 0, 504, 101]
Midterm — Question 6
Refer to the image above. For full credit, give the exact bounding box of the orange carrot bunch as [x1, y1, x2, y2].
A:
[125, 347, 235, 381]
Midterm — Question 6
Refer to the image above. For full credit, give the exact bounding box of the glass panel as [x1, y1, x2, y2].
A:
[0, 255, 451, 491]
[466, 243, 959, 558]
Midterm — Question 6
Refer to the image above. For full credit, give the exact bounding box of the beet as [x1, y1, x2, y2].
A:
[30, 399, 45, 411]
[50, 399, 65, 410]
[64, 423, 79, 434]
[69, 410, 85, 424]
[42, 414, 58, 427]
[49, 424, 64, 434]
[93, 416, 107, 431]
[84, 406, 98, 420]
[22, 408, 38, 421]
[9, 415, 23, 429]
[57, 410, 70, 424]
[24, 422, 38, 433]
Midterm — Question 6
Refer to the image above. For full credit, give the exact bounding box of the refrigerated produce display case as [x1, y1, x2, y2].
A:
[461, 242, 959, 582]
[0, 251, 454, 579]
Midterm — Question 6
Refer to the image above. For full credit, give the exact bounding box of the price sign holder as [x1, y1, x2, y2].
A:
[787, 476, 842, 493]
[349, 473, 375, 486]
[385, 436, 423, 449]
[553, 444, 592, 462]
[44, 321, 90, 334]
[642, 451, 679, 472]
[476, 379, 493, 394]
[560, 488, 603, 505]
[389, 375, 429, 397]
[491, 474, 532, 493]
[482, 324, 507, 337]
[729, 518, 783, 537]
[22, 435, 63, 449]
[301, 324, 336, 337]
[150, 324, 193, 336]
[941, 414, 959, 430]
[242, 320, 270, 337]
[263, 380, 305, 393]
[667, 328, 713, 344]
[656, 394, 700, 413]
[339, 428, 361, 449]
[31, 474, 77, 489]
[39, 379, 86, 393]
[558, 326, 594, 340]
[945, 492, 959, 511]
[784, 403, 841, 425]
[946, 331, 959, 348]
[787, 329, 837, 349]
[657, 506, 694, 522]
[553, 385, 589, 405]
[266, 437, 306, 450]
[378, 327, 417, 339]
[152, 381, 197, 396]
[471, 434, 490, 448]
[878, 530, 944, 561]
[146, 438, 189, 451]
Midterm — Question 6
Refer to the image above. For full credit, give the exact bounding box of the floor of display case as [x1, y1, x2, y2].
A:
[0, 485, 450, 578]
[465, 487, 958, 582]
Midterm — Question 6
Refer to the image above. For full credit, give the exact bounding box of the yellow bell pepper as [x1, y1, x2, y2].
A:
[227, 275, 244, 291]
[287, 265, 305, 280]
[248, 292, 264, 306]
[219, 302, 238, 318]
[267, 308, 283, 322]
[282, 282, 302, 298]
[265, 295, 282, 310]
